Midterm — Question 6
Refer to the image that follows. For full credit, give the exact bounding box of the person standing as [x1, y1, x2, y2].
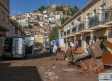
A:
[75, 42, 78, 49]
[51, 44, 58, 59]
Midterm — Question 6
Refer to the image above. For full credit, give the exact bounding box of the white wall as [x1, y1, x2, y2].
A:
[18, 17, 28, 26]
[43, 11, 47, 14]
[38, 22, 43, 27]
[55, 15, 61, 19]
[49, 17, 54, 22]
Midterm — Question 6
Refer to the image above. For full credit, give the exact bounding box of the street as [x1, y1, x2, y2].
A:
[0, 49, 98, 81]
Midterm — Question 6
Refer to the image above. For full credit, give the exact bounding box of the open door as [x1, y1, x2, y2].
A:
[86, 36, 90, 47]
[26, 40, 34, 54]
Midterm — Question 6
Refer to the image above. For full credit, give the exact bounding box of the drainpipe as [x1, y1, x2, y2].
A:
[81, 10, 84, 23]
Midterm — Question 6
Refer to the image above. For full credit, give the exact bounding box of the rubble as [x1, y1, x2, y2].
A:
[59, 39, 112, 75]
[89, 39, 104, 59]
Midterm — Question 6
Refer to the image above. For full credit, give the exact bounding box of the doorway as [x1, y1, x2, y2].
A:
[86, 36, 90, 47]
[0, 35, 3, 56]
[78, 40, 82, 48]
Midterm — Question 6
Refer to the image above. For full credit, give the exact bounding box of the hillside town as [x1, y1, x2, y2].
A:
[1, 0, 112, 81]
[10, 4, 72, 47]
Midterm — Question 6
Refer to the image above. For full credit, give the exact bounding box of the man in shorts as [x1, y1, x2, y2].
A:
[51, 44, 58, 59]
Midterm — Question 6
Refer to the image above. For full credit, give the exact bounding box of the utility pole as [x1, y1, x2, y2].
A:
[76, 0, 78, 12]
[47, 0, 49, 6]
[76, 0, 77, 7]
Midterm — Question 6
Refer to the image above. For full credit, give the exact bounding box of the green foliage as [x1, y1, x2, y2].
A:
[55, 6, 65, 14]
[33, 23, 38, 26]
[61, 17, 69, 25]
[34, 6, 46, 12]
[46, 6, 50, 9]
[37, 6, 45, 11]
[34, 10, 36, 12]
[49, 26, 63, 42]
[70, 6, 79, 16]
[67, 11, 70, 15]
[28, 24, 33, 28]
[12, 20, 22, 29]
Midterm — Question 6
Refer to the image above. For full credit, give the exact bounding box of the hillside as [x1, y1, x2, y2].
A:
[45, 4, 73, 13]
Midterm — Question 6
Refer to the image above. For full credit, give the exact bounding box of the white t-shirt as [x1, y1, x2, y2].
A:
[53, 45, 57, 52]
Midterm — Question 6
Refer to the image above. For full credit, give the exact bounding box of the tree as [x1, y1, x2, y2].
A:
[56, 6, 60, 11]
[12, 20, 22, 29]
[69, 6, 79, 16]
[49, 26, 63, 42]
[34, 10, 36, 12]
[28, 24, 33, 28]
[61, 17, 69, 25]
[67, 11, 70, 15]
[33, 23, 38, 26]
[46, 6, 50, 9]
[55, 6, 65, 14]
[37, 6, 45, 12]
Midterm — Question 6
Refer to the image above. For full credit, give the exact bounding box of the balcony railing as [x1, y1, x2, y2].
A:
[67, 30, 70, 35]
[105, 8, 112, 22]
[89, 10, 112, 28]
[72, 27, 76, 33]
[78, 23, 84, 31]
[89, 14, 100, 27]
[64, 32, 66, 36]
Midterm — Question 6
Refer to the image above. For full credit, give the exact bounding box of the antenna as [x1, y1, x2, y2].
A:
[47, 0, 49, 6]
[76, 0, 77, 7]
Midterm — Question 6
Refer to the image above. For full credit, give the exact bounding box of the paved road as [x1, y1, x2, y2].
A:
[0, 49, 98, 81]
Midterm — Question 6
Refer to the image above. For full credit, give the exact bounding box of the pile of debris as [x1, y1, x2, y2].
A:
[56, 39, 112, 74]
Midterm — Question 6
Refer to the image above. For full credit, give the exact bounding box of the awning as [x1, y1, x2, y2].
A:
[0, 25, 9, 31]
[89, 24, 110, 30]
[79, 29, 93, 33]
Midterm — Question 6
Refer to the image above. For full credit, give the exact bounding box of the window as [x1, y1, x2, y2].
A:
[40, 36, 43, 39]
[78, 40, 82, 48]
[7, 0, 9, 5]
[40, 40, 43, 43]
[57, 12, 59, 14]
[7, 16, 9, 23]
[2, 12, 4, 20]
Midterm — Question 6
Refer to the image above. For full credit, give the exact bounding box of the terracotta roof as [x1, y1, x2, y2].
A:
[33, 26, 38, 28]
[58, 29, 64, 32]
[21, 26, 27, 28]
[44, 33, 49, 36]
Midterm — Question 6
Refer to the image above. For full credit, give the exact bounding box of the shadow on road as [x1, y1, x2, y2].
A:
[0, 63, 42, 81]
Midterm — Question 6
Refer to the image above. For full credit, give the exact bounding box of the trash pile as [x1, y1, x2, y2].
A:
[56, 39, 112, 74]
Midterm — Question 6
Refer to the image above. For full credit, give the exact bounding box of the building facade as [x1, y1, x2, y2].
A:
[0, 0, 10, 56]
[63, 0, 112, 51]
[58, 29, 66, 51]
[36, 33, 44, 47]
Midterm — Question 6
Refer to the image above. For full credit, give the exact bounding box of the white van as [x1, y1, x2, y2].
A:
[2, 37, 25, 59]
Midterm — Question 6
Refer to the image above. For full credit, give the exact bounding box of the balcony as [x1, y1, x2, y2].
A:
[78, 23, 84, 31]
[105, 8, 112, 24]
[88, 12, 111, 30]
[64, 32, 66, 36]
[72, 27, 76, 33]
[67, 30, 70, 35]
[89, 14, 100, 28]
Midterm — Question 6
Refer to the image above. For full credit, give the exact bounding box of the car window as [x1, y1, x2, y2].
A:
[27, 41, 33, 47]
